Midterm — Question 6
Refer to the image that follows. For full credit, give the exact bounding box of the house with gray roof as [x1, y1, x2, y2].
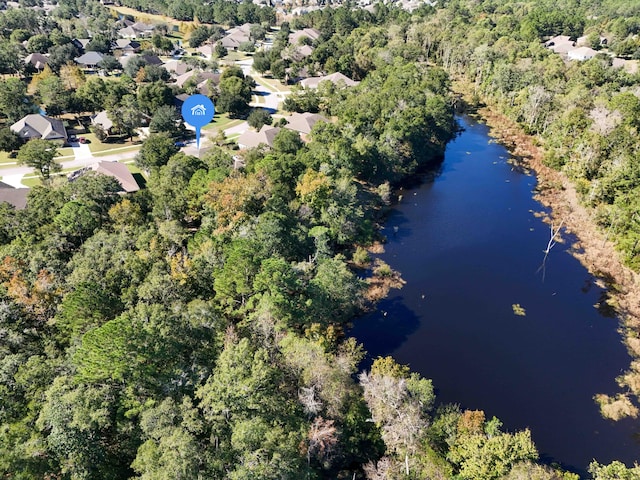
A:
[11, 114, 67, 142]
[0, 183, 29, 209]
[75, 51, 104, 67]
[113, 39, 141, 54]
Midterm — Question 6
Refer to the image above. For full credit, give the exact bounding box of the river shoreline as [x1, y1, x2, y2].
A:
[452, 80, 640, 417]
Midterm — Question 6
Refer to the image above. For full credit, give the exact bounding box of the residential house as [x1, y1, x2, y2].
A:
[288, 27, 321, 45]
[219, 24, 253, 51]
[91, 111, 115, 134]
[300, 72, 359, 89]
[113, 39, 141, 54]
[164, 59, 192, 76]
[237, 125, 281, 149]
[282, 44, 314, 62]
[175, 70, 220, 95]
[11, 114, 67, 142]
[220, 35, 244, 51]
[71, 38, 91, 52]
[70, 161, 140, 193]
[0, 182, 29, 210]
[24, 52, 48, 71]
[118, 21, 154, 39]
[284, 112, 327, 136]
[75, 51, 105, 68]
[141, 54, 163, 66]
[568, 46, 597, 61]
[196, 43, 217, 59]
[173, 93, 190, 109]
[544, 35, 575, 54]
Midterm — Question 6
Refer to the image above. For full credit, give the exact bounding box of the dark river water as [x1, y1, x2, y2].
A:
[350, 115, 639, 475]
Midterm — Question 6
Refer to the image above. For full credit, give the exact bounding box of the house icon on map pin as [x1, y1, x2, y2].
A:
[191, 104, 206, 116]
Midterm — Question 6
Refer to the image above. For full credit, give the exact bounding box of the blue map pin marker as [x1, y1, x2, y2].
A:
[181, 94, 215, 150]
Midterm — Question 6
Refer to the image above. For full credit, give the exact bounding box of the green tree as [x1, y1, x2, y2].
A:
[54, 282, 123, 340]
[589, 461, 640, 480]
[149, 105, 185, 137]
[0, 78, 33, 122]
[217, 75, 252, 117]
[189, 26, 211, 48]
[54, 200, 100, 241]
[16, 139, 60, 180]
[136, 132, 180, 171]
[252, 50, 271, 74]
[109, 94, 143, 140]
[138, 81, 174, 116]
[98, 55, 121, 73]
[0, 127, 23, 152]
[26, 34, 52, 54]
[132, 397, 206, 480]
[247, 108, 273, 130]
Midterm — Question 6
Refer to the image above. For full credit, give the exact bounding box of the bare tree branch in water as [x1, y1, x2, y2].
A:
[537, 219, 565, 282]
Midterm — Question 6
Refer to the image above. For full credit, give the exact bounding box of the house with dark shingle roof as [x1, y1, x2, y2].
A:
[11, 114, 67, 142]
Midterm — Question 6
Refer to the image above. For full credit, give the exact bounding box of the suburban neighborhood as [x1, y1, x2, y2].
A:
[0, 0, 366, 208]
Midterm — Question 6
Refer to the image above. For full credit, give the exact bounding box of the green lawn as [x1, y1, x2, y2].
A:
[223, 51, 251, 62]
[56, 147, 74, 158]
[0, 151, 17, 165]
[202, 115, 244, 131]
[87, 134, 140, 154]
[92, 145, 141, 158]
[255, 75, 290, 94]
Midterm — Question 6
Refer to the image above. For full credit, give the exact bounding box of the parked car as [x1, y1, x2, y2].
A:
[78, 137, 90, 144]
[175, 141, 186, 148]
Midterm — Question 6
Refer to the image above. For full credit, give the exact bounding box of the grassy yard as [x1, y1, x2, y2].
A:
[202, 115, 244, 131]
[255, 75, 290, 94]
[222, 51, 251, 63]
[87, 134, 141, 154]
[93, 145, 141, 157]
[0, 151, 17, 165]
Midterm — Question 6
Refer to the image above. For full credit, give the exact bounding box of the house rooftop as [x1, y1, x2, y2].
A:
[75, 51, 104, 66]
[237, 125, 281, 149]
[92, 111, 113, 131]
[10, 114, 67, 141]
[284, 112, 327, 135]
[0, 184, 29, 210]
[301, 72, 359, 89]
[69, 162, 140, 193]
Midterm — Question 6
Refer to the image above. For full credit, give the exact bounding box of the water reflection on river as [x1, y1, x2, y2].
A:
[350, 115, 639, 474]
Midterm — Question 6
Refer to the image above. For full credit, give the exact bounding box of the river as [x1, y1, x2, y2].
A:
[350, 115, 639, 474]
